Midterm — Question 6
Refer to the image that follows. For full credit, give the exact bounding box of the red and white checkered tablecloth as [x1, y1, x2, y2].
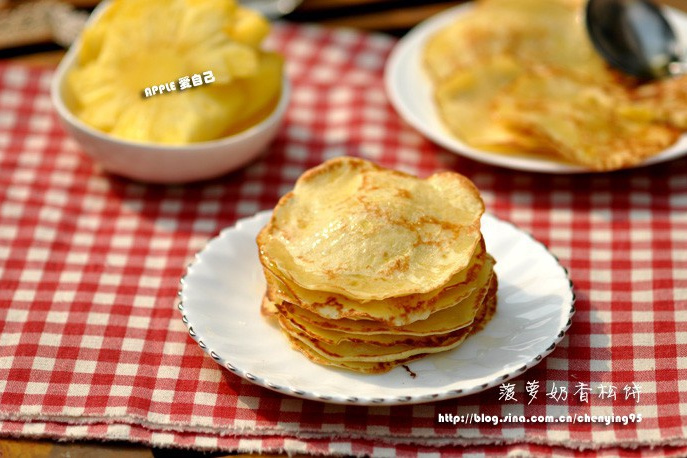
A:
[1, 22, 686, 457]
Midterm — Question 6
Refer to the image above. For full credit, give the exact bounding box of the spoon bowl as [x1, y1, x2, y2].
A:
[585, 0, 683, 79]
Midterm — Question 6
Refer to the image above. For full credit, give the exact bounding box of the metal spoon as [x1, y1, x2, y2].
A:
[585, 0, 687, 79]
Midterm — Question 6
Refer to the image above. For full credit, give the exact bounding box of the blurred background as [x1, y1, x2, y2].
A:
[0, 0, 461, 62]
[2, 0, 685, 66]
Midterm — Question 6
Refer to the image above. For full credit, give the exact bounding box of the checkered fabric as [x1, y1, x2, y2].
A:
[0, 22, 686, 457]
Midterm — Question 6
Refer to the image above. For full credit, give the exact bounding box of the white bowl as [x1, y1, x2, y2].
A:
[51, 42, 289, 184]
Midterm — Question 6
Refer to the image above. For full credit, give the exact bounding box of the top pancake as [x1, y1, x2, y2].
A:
[257, 157, 485, 301]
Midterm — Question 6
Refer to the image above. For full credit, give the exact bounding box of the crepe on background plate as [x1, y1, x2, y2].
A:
[423, 0, 687, 171]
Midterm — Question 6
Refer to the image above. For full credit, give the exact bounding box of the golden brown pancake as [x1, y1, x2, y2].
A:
[492, 69, 680, 170]
[273, 255, 495, 337]
[279, 276, 498, 373]
[264, 239, 489, 326]
[257, 157, 484, 303]
[276, 272, 495, 349]
[257, 157, 498, 373]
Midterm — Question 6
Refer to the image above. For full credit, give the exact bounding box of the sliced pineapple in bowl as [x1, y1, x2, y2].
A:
[51, 0, 289, 183]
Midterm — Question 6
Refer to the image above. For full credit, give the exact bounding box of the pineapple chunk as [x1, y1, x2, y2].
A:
[226, 8, 270, 47]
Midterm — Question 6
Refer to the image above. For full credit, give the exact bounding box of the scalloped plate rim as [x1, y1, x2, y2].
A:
[178, 211, 575, 405]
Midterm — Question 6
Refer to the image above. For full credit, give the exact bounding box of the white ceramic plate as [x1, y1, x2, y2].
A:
[384, 3, 687, 174]
[178, 211, 575, 405]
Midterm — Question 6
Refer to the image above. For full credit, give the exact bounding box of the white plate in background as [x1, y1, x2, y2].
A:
[384, 3, 687, 173]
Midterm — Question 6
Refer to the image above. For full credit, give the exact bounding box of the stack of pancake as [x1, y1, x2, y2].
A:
[257, 157, 497, 373]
